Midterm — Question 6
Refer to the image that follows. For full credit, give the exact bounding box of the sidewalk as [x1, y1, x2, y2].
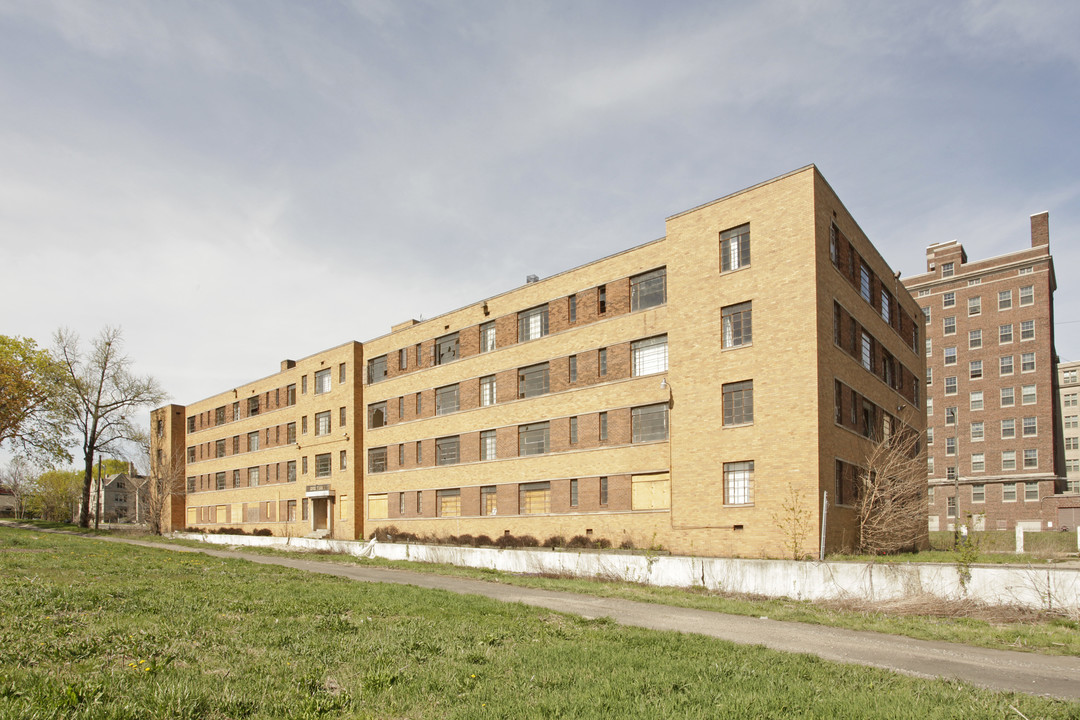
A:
[92, 534, 1080, 701]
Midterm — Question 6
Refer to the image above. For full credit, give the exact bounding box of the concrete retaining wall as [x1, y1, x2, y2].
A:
[176, 533, 1080, 612]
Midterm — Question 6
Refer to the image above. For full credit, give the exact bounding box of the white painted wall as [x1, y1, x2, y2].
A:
[176, 533, 1080, 612]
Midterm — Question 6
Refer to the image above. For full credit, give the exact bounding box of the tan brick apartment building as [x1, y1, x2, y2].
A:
[905, 214, 1073, 532]
[1056, 360, 1080, 529]
[153, 165, 925, 557]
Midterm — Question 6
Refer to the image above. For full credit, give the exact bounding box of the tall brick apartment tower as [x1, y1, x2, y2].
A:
[905, 213, 1065, 532]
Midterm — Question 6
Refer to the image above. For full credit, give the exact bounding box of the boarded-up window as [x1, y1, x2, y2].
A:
[437, 489, 461, 517]
[368, 493, 388, 519]
[631, 473, 671, 510]
[519, 481, 550, 514]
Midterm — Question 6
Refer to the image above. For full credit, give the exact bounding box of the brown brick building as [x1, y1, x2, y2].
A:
[153, 165, 925, 557]
[905, 213, 1070, 532]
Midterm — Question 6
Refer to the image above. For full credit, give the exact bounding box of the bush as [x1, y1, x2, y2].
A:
[212, 527, 247, 536]
[474, 534, 494, 547]
[619, 538, 635, 550]
[595, 538, 612, 549]
[518, 535, 540, 548]
[494, 534, 520, 548]
[253, 528, 273, 537]
[566, 535, 593, 549]
[542, 535, 567, 548]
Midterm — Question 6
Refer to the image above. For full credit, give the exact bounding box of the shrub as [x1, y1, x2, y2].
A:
[595, 538, 612, 549]
[494, 534, 520, 548]
[474, 534, 494, 547]
[542, 535, 567, 548]
[566, 535, 593, 549]
[253, 528, 273, 537]
[518, 535, 540, 548]
[619, 538, 635, 550]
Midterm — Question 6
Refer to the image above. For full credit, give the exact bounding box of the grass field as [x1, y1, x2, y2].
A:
[2, 527, 1079, 719]
[153, 535, 1080, 657]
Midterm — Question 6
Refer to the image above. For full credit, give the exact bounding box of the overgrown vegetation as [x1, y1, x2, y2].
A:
[2, 526, 1077, 719]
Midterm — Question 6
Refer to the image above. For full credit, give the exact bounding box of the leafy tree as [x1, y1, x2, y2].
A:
[0, 335, 68, 463]
[52, 327, 166, 528]
[36, 469, 82, 522]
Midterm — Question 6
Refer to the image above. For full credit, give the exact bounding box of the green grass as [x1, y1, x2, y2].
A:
[148, 535, 1080, 657]
[2, 527, 1079, 719]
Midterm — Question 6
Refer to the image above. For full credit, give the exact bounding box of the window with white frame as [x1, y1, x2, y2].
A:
[1021, 352, 1035, 372]
[1001, 419, 1015, 438]
[861, 333, 872, 371]
[927, 398, 934, 415]
[480, 321, 496, 352]
[1000, 355, 1014, 375]
[972, 484, 985, 502]
[723, 461, 754, 505]
[1022, 416, 1037, 436]
[722, 302, 752, 348]
[1002, 454, 1017, 473]
[1066, 393, 1079, 407]
[970, 421, 984, 442]
[518, 305, 549, 342]
[720, 224, 750, 272]
[944, 346, 957, 365]
[971, 454, 985, 473]
[1021, 385, 1036, 405]
[1065, 437, 1079, 451]
[480, 429, 497, 461]
[927, 457, 935, 474]
[943, 316, 956, 335]
[1024, 451, 1039, 471]
[927, 427, 935, 444]
[1064, 369, 1078, 384]
[1000, 324, 1013, 344]
[998, 290, 1012, 310]
[479, 375, 496, 407]
[926, 339, 932, 357]
[315, 453, 331, 478]
[945, 437, 956, 456]
[247, 431, 259, 452]
[941, 262, 955, 278]
[943, 291, 955, 308]
[1020, 320, 1034, 341]
[969, 329, 981, 349]
[1065, 414, 1078, 428]
[632, 335, 669, 375]
[945, 406, 957, 425]
[922, 306, 931, 325]
[944, 376, 957, 395]
[968, 296, 981, 316]
[946, 466, 957, 481]
[880, 289, 891, 324]
[1001, 387, 1015, 406]
[927, 367, 933, 385]
[315, 368, 331, 394]
[1019, 285, 1034, 306]
[970, 360, 982, 380]
[970, 391, 983, 410]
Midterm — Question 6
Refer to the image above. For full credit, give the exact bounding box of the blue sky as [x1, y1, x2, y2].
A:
[1, 0, 1078, 422]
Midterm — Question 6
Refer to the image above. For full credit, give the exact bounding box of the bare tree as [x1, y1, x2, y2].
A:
[771, 482, 813, 560]
[52, 327, 167, 528]
[132, 430, 184, 535]
[0, 457, 37, 519]
[855, 423, 928, 555]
